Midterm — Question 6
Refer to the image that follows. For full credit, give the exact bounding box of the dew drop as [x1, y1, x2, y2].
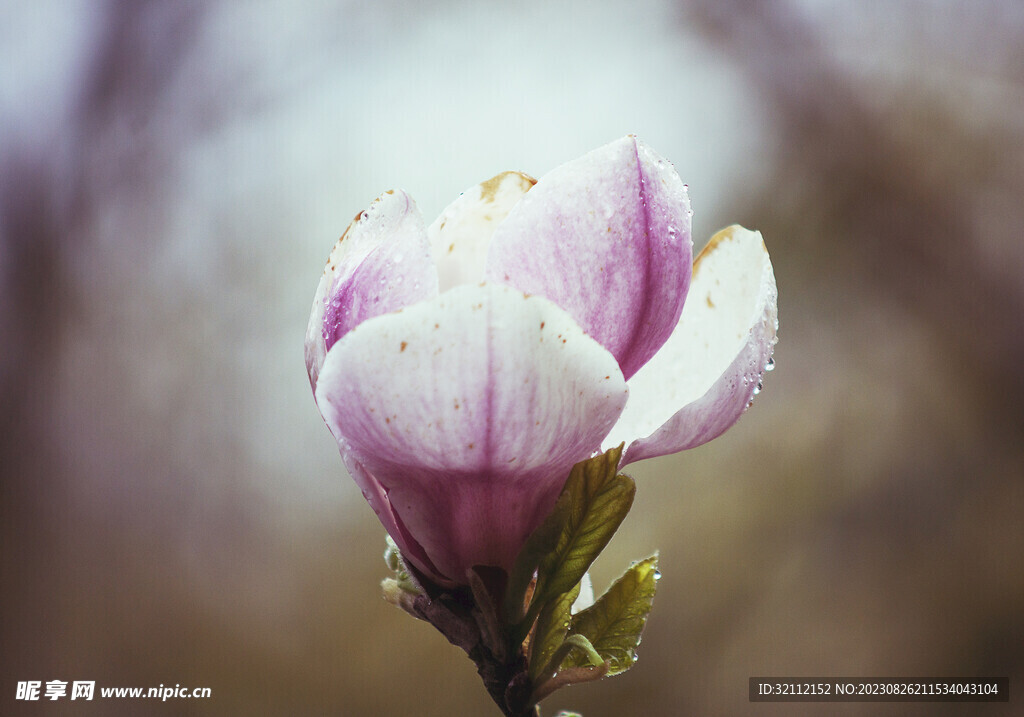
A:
[653, 570, 661, 581]
[765, 357, 775, 372]
[379, 277, 387, 285]
[752, 381, 763, 395]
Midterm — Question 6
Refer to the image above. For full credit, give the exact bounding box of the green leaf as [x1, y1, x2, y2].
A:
[528, 581, 580, 682]
[562, 554, 659, 676]
[531, 445, 635, 617]
[503, 489, 572, 626]
[504, 445, 633, 629]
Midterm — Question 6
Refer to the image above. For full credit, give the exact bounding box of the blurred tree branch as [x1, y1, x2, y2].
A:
[1, 0, 203, 676]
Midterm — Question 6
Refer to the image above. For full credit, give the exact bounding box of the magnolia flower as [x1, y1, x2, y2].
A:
[306, 136, 777, 588]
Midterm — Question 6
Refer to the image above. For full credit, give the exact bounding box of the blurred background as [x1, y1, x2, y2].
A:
[2, 0, 1022, 714]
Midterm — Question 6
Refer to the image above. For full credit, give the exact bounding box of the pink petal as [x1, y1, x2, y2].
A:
[428, 171, 536, 292]
[338, 448, 446, 583]
[304, 190, 437, 392]
[605, 226, 778, 466]
[485, 136, 692, 380]
[315, 283, 628, 583]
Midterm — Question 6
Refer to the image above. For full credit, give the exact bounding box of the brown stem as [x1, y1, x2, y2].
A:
[411, 587, 540, 716]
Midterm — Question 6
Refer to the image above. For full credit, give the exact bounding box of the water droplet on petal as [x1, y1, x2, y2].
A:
[765, 357, 775, 372]
[653, 570, 661, 581]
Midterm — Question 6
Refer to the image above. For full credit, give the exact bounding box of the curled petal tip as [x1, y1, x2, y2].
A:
[305, 189, 437, 393]
[609, 225, 777, 465]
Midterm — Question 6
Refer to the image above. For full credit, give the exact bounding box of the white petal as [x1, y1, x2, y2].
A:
[605, 226, 778, 465]
[428, 171, 535, 292]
